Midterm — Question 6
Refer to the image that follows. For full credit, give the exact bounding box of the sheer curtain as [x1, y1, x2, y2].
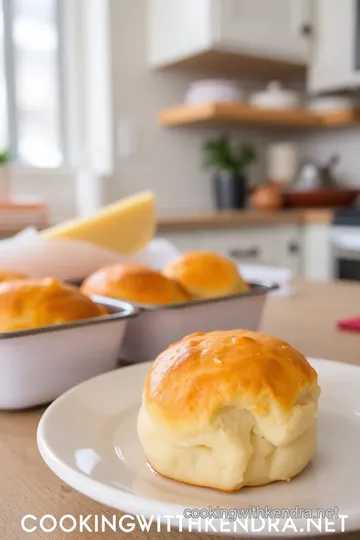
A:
[0, 0, 8, 152]
[1, 0, 112, 175]
[1, 0, 64, 167]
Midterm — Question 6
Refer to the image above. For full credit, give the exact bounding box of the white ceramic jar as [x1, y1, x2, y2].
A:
[249, 81, 300, 109]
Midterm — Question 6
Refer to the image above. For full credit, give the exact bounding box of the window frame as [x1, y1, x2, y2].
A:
[1, 0, 113, 174]
[2, 0, 18, 158]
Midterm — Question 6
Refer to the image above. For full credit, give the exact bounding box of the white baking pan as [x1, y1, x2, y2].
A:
[120, 283, 277, 363]
[0, 297, 137, 410]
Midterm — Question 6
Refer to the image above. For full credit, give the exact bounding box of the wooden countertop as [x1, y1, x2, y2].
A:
[0, 210, 332, 238]
[2, 278, 360, 540]
[157, 209, 332, 231]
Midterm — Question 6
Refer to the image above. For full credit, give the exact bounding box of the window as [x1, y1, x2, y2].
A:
[0, 0, 8, 152]
[1, 0, 65, 167]
[0, 0, 112, 172]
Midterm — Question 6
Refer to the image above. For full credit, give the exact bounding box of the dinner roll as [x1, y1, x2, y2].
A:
[0, 270, 28, 283]
[81, 263, 190, 305]
[0, 277, 107, 332]
[138, 330, 320, 492]
[163, 251, 249, 299]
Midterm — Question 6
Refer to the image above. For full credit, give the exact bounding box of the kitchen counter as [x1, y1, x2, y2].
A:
[0, 210, 332, 238]
[2, 278, 360, 540]
[262, 278, 360, 366]
[157, 209, 333, 231]
[0, 226, 47, 239]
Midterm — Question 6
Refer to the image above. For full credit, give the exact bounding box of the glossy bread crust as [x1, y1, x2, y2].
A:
[145, 330, 318, 423]
[163, 251, 249, 299]
[0, 278, 107, 332]
[0, 270, 28, 283]
[81, 263, 190, 305]
[138, 330, 320, 491]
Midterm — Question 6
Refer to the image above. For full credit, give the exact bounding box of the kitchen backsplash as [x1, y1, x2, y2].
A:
[107, 0, 360, 210]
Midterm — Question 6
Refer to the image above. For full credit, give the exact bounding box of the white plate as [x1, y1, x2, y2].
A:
[37, 358, 360, 537]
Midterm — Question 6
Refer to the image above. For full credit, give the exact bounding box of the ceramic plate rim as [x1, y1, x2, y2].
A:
[37, 358, 360, 538]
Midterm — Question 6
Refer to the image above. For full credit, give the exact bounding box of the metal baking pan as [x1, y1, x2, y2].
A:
[120, 283, 278, 363]
[0, 296, 138, 410]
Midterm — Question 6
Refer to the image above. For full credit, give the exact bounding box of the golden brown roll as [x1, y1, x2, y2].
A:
[81, 263, 190, 305]
[163, 250, 249, 299]
[0, 277, 107, 332]
[137, 330, 320, 492]
[0, 270, 28, 283]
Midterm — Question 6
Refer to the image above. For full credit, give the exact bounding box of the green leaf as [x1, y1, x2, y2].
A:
[237, 143, 257, 170]
[201, 136, 256, 173]
[0, 148, 10, 165]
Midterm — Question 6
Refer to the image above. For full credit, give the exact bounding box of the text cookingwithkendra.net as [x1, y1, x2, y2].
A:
[183, 505, 341, 521]
[20, 507, 348, 535]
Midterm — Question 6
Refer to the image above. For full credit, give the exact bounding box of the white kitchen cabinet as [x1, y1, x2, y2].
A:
[200, 228, 278, 265]
[272, 226, 303, 274]
[308, 0, 360, 93]
[147, 0, 211, 68]
[302, 224, 332, 280]
[215, 0, 312, 64]
[157, 230, 209, 252]
[159, 225, 303, 274]
[148, 0, 312, 69]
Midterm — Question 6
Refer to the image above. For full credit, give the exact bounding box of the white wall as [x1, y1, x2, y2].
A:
[297, 127, 360, 187]
[11, 168, 77, 223]
[108, 0, 279, 210]
[11, 168, 111, 225]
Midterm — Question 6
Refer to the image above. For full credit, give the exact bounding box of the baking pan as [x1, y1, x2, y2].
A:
[0, 296, 138, 410]
[120, 283, 277, 363]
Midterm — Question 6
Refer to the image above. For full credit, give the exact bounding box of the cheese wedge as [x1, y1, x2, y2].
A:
[41, 191, 156, 254]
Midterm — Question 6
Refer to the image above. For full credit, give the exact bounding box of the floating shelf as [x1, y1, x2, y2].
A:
[158, 102, 360, 129]
[156, 50, 307, 81]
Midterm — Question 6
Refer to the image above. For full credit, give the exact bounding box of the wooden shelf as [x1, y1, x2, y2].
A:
[158, 102, 360, 129]
[157, 209, 332, 232]
[157, 50, 306, 81]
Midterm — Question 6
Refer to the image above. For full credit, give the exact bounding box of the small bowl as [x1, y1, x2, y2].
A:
[249, 81, 300, 109]
[185, 79, 243, 104]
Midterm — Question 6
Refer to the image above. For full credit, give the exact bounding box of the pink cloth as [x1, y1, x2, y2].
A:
[337, 316, 360, 332]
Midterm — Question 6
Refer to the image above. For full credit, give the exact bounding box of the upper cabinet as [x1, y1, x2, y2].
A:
[308, 0, 360, 93]
[148, 0, 360, 95]
[214, 0, 311, 64]
[147, 0, 212, 68]
[147, 0, 312, 79]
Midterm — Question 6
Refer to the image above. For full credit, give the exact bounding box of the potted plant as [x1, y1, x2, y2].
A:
[202, 135, 256, 210]
[0, 148, 11, 201]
